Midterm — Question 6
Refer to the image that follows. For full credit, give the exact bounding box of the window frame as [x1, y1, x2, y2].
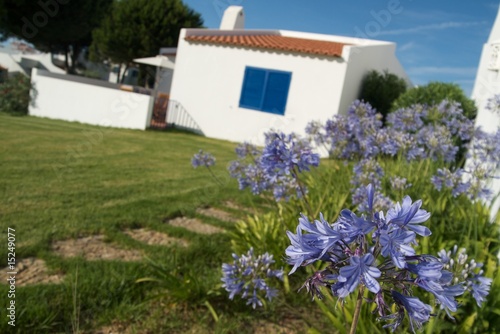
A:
[238, 66, 292, 115]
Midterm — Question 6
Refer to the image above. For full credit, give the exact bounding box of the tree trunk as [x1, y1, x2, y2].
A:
[116, 63, 122, 84]
[64, 45, 70, 73]
[70, 44, 79, 74]
[120, 64, 129, 83]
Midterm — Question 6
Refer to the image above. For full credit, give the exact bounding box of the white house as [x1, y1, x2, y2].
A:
[471, 4, 500, 218]
[168, 6, 410, 144]
[0, 40, 65, 77]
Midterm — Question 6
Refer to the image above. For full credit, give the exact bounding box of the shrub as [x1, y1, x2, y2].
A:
[359, 69, 407, 121]
[0, 73, 35, 115]
[391, 82, 477, 121]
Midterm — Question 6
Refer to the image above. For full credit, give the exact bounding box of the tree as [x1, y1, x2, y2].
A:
[0, 0, 112, 73]
[391, 82, 477, 121]
[359, 70, 407, 121]
[90, 0, 203, 82]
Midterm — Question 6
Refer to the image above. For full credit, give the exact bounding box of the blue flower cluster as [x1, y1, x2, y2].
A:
[228, 131, 320, 201]
[305, 99, 500, 207]
[486, 94, 500, 115]
[191, 149, 216, 168]
[461, 128, 500, 199]
[221, 248, 284, 309]
[286, 185, 491, 333]
[437, 246, 492, 308]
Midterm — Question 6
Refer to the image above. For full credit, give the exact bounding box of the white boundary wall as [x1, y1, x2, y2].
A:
[29, 69, 153, 130]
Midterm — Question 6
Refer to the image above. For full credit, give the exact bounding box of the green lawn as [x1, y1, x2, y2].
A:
[0, 114, 304, 333]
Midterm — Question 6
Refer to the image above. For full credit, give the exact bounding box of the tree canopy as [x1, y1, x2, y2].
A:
[0, 0, 112, 72]
[90, 0, 203, 65]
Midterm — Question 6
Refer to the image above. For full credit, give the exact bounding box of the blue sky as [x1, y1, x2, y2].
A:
[183, 0, 499, 96]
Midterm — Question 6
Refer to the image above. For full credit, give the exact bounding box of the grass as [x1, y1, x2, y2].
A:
[2, 113, 498, 333]
[0, 113, 309, 333]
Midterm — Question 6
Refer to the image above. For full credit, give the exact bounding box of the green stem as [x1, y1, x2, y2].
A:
[349, 286, 364, 334]
[205, 166, 224, 186]
[291, 167, 314, 217]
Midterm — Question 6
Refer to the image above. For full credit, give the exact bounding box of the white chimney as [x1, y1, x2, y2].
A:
[219, 6, 244, 30]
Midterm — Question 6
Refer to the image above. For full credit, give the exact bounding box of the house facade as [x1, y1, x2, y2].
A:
[168, 6, 410, 144]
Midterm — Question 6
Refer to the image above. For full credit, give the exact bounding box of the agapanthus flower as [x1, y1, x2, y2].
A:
[296, 213, 343, 257]
[336, 253, 381, 297]
[462, 127, 500, 200]
[385, 196, 431, 237]
[386, 105, 426, 133]
[305, 120, 328, 148]
[261, 131, 320, 175]
[437, 245, 492, 307]
[235, 142, 260, 159]
[390, 291, 432, 333]
[417, 125, 458, 163]
[229, 130, 320, 202]
[431, 168, 469, 197]
[390, 176, 410, 191]
[285, 185, 491, 333]
[434, 100, 474, 140]
[336, 209, 377, 241]
[485, 94, 500, 116]
[285, 224, 325, 275]
[470, 278, 492, 307]
[380, 228, 416, 268]
[221, 248, 283, 308]
[351, 159, 394, 212]
[191, 149, 215, 168]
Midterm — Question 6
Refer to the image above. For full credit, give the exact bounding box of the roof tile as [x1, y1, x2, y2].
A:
[185, 34, 347, 57]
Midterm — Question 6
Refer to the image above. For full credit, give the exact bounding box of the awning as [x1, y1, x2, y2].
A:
[133, 55, 175, 69]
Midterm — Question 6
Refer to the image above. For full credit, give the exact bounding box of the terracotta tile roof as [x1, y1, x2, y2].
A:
[185, 34, 348, 57]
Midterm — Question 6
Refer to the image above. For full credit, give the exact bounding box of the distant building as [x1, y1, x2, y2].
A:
[0, 40, 65, 77]
[471, 4, 500, 218]
[472, 5, 500, 131]
[167, 6, 410, 144]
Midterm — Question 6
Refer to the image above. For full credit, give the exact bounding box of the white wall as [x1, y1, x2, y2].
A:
[472, 42, 500, 132]
[29, 69, 153, 130]
[169, 29, 349, 145]
[471, 38, 500, 219]
[340, 43, 411, 115]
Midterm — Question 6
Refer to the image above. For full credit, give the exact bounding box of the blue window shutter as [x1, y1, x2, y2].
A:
[262, 71, 291, 115]
[239, 66, 292, 115]
[239, 68, 266, 109]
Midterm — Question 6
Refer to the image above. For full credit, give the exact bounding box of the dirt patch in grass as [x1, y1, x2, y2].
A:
[93, 321, 141, 334]
[196, 206, 238, 223]
[124, 228, 189, 247]
[253, 319, 305, 334]
[224, 200, 259, 215]
[166, 216, 224, 235]
[52, 235, 142, 261]
[0, 257, 63, 286]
